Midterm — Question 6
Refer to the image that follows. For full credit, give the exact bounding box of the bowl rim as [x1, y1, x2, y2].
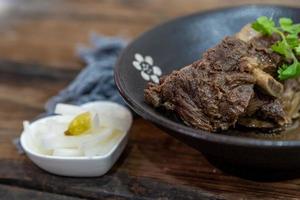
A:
[115, 4, 300, 148]
[20, 101, 132, 160]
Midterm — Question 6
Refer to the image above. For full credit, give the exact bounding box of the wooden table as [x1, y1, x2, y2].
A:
[2, 0, 300, 199]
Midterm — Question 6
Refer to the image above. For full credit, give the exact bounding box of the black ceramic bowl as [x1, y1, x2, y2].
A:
[115, 5, 300, 170]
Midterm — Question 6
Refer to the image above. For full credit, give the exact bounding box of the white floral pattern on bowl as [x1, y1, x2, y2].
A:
[132, 53, 162, 83]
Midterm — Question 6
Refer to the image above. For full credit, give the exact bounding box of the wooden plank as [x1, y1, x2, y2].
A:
[0, 160, 221, 200]
[0, 184, 86, 200]
[0, 0, 299, 71]
[0, 59, 78, 79]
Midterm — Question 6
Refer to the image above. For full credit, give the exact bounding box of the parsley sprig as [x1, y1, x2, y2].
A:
[251, 16, 300, 80]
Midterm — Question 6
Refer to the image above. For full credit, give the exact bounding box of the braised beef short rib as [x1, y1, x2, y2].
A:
[145, 25, 300, 132]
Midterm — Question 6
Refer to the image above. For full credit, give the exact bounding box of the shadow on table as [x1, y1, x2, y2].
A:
[206, 156, 300, 182]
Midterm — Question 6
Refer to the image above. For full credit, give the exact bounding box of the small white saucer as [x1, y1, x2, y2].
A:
[20, 101, 132, 177]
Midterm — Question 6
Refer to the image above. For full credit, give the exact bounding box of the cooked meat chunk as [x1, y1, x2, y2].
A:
[260, 99, 287, 124]
[241, 57, 283, 98]
[241, 91, 288, 126]
[237, 117, 276, 129]
[281, 78, 300, 119]
[145, 37, 257, 132]
[237, 25, 283, 75]
[248, 35, 283, 76]
[145, 25, 293, 133]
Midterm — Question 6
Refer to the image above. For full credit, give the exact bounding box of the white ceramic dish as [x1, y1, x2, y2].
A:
[20, 101, 132, 177]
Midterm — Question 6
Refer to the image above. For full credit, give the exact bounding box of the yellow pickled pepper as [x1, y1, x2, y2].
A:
[65, 112, 92, 136]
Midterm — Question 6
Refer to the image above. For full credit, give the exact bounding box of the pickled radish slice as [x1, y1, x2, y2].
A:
[80, 128, 113, 150]
[83, 130, 122, 156]
[54, 103, 86, 116]
[53, 148, 83, 157]
[41, 127, 112, 150]
[65, 112, 92, 136]
[92, 113, 100, 132]
[83, 103, 132, 132]
[23, 121, 30, 132]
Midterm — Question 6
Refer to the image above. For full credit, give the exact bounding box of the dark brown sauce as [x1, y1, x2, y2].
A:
[224, 120, 300, 140]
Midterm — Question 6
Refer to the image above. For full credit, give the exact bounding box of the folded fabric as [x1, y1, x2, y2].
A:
[45, 34, 128, 114]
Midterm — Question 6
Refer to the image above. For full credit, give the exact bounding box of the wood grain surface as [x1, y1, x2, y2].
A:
[1, 0, 300, 199]
[0, 184, 86, 200]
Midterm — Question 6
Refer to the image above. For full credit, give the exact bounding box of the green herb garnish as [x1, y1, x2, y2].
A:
[251, 16, 300, 80]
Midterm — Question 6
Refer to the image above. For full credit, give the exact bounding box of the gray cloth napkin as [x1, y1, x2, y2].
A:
[46, 34, 128, 114]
